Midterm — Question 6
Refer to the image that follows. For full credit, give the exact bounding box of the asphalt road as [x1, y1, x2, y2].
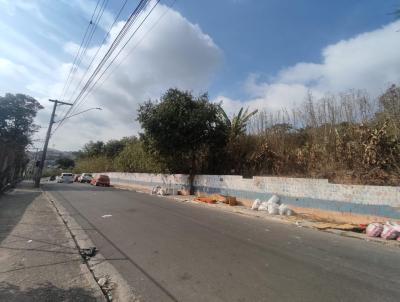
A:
[43, 182, 400, 302]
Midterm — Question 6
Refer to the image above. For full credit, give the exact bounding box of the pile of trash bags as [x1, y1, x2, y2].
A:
[151, 186, 168, 196]
[366, 222, 400, 240]
[251, 195, 294, 216]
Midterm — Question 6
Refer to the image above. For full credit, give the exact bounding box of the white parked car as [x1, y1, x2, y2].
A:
[57, 173, 73, 183]
[79, 173, 93, 183]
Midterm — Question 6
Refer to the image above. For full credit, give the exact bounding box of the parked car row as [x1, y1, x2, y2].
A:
[56, 173, 73, 183]
[52, 173, 110, 187]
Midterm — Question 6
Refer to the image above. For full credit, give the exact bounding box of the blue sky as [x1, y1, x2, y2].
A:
[0, 0, 399, 150]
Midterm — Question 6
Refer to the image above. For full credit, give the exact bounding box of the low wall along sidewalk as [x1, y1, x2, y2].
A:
[102, 172, 400, 220]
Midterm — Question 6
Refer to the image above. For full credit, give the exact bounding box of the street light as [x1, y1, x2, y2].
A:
[54, 107, 102, 123]
[34, 101, 102, 188]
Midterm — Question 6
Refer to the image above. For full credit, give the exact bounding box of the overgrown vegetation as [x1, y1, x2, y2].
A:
[75, 86, 400, 186]
[0, 93, 43, 189]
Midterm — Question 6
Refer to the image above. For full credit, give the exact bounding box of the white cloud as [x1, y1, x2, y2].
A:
[35, 2, 222, 150]
[219, 20, 400, 116]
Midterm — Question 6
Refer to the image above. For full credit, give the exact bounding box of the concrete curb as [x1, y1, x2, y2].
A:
[40, 189, 107, 302]
[43, 190, 140, 302]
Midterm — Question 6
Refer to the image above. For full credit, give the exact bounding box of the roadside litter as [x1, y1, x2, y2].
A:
[366, 223, 384, 237]
[366, 222, 400, 240]
[101, 214, 112, 218]
[314, 223, 365, 232]
[368, 222, 400, 240]
[313, 221, 400, 241]
[151, 186, 173, 196]
[79, 247, 97, 260]
[252, 195, 294, 216]
[97, 275, 115, 301]
[194, 194, 238, 206]
[177, 187, 190, 196]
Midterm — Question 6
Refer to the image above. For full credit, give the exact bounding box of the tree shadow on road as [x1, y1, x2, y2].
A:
[0, 281, 99, 302]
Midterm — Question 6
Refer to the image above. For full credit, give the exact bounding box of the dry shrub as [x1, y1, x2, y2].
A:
[236, 87, 400, 185]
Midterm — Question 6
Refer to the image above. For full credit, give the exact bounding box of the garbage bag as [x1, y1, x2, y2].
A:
[151, 186, 160, 195]
[267, 203, 279, 215]
[159, 188, 167, 196]
[251, 199, 262, 210]
[286, 208, 294, 216]
[267, 194, 281, 205]
[381, 222, 400, 240]
[366, 223, 383, 237]
[258, 201, 269, 211]
[279, 203, 290, 216]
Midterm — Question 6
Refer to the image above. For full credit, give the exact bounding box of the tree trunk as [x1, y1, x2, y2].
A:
[189, 152, 196, 195]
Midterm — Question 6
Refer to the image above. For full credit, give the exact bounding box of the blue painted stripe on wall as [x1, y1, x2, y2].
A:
[110, 178, 400, 219]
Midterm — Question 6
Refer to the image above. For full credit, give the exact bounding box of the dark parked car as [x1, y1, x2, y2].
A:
[90, 175, 110, 187]
[49, 175, 56, 181]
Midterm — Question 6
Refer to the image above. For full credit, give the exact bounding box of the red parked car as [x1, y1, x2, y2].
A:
[90, 175, 110, 187]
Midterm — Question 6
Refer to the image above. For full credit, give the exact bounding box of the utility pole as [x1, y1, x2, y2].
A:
[34, 99, 73, 187]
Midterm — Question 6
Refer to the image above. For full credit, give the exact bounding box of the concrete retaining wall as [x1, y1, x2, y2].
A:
[103, 172, 400, 219]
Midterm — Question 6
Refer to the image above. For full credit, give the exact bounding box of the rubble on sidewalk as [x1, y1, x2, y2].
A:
[194, 194, 238, 206]
[314, 223, 364, 231]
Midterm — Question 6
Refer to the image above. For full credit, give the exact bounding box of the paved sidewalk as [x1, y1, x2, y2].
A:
[0, 182, 105, 302]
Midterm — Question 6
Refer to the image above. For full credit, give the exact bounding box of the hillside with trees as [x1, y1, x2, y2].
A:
[74, 85, 400, 186]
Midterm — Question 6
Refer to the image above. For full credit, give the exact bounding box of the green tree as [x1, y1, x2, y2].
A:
[0, 93, 43, 187]
[56, 157, 75, 169]
[0, 93, 43, 144]
[222, 107, 258, 141]
[114, 137, 163, 172]
[81, 141, 105, 158]
[137, 88, 228, 192]
[220, 107, 258, 174]
[104, 139, 127, 158]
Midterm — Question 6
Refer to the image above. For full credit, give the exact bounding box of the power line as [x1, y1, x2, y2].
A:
[83, 0, 176, 105]
[54, 0, 151, 132]
[57, 0, 103, 121]
[62, 0, 109, 103]
[53, 0, 168, 137]
[65, 0, 129, 112]
[59, 0, 101, 102]
[71, 0, 163, 115]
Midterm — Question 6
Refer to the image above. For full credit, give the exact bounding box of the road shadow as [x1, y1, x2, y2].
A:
[0, 183, 41, 243]
[0, 281, 98, 302]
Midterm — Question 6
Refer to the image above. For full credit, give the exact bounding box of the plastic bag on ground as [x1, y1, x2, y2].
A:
[267, 203, 279, 215]
[151, 186, 160, 195]
[381, 222, 400, 240]
[285, 208, 294, 216]
[267, 194, 281, 205]
[278, 204, 294, 216]
[251, 199, 262, 210]
[258, 201, 269, 211]
[366, 223, 383, 237]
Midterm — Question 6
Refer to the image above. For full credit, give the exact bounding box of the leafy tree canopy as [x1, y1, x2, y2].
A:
[56, 157, 75, 169]
[0, 93, 43, 145]
[137, 88, 228, 185]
